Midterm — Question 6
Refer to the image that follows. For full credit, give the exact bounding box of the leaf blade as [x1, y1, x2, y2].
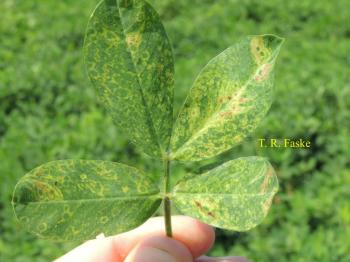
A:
[84, 0, 174, 157]
[12, 160, 161, 241]
[172, 157, 278, 231]
[171, 35, 284, 161]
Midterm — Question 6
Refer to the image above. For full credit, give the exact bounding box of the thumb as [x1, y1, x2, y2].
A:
[124, 236, 193, 262]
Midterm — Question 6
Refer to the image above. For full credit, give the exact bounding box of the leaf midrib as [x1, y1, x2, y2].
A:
[19, 192, 161, 205]
[172, 192, 275, 197]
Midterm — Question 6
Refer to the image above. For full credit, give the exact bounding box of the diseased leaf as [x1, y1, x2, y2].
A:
[12, 160, 161, 241]
[171, 157, 278, 231]
[84, 0, 174, 158]
[171, 35, 284, 161]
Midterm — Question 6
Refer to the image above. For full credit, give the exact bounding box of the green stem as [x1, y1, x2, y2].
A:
[163, 158, 172, 237]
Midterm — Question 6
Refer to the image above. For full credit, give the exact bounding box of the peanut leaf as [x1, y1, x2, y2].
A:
[171, 35, 284, 161]
[171, 157, 278, 231]
[12, 160, 161, 241]
[84, 0, 174, 158]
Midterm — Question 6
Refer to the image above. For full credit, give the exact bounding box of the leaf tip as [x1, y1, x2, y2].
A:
[250, 34, 284, 65]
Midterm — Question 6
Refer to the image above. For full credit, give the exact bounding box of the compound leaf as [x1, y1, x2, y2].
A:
[12, 160, 161, 241]
[84, 0, 174, 158]
[171, 35, 284, 161]
[172, 157, 278, 231]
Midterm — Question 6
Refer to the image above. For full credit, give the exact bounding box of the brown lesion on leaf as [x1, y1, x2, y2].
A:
[218, 95, 233, 104]
[194, 201, 216, 218]
[254, 63, 272, 82]
[218, 90, 242, 105]
[239, 97, 250, 103]
[219, 94, 250, 103]
[219, 110, 236, 118]
[207, 211, 216, 218]
[251, 36, 270, 65]
[194, 200, 203, 209]
[259, 167, 274, 194]
[34, 180, 64, 201]
[262, 198, 272, 215]
[219, 104, 253, 118]
[217, 89, 253, 118]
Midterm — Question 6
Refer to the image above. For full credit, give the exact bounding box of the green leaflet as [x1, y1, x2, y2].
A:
[171, 157, 278, 231]
[84, 0, 174, 158]
[12, 160, 161, 241]
[171, 35, 284, 161]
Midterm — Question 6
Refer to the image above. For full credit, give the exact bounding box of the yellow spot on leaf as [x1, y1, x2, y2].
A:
[38, 222, 48, 233]
[70, 226, 80, 236]
[122, 186, 129, 193]
[126, 32, 142, 49]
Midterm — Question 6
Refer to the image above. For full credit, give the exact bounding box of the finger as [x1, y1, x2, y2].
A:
[114, 215, 215, 259]
[124, 236, 192, 262]
[195, 255, 250, 262]
[55, 216, 215, 262]
[54, 236, 119, 262]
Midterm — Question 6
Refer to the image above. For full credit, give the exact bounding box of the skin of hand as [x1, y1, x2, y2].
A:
[55, 216, 249, 262]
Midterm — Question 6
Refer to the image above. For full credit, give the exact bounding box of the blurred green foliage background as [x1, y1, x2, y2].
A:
[1, 0, 350, 261]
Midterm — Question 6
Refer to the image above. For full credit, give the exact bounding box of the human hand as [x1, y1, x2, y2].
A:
[56, 216, 249, 262]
